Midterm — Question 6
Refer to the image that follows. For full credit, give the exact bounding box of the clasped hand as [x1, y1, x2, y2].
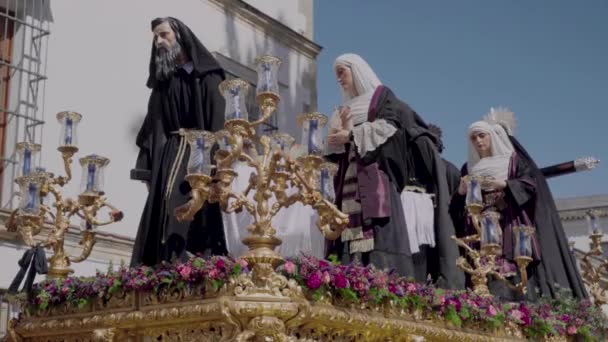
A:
[457, 177, 506, 195]
[326, 106, 352, 147]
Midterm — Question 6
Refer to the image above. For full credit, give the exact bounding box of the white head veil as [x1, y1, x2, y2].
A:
[329, 54, 383, 130]
[467, 120, 515, 181]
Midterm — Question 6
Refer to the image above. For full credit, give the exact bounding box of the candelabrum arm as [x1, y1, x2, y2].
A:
[314, 200, 349, 240]
[249, 95, 277, 128]
[80, 199, 124, 226]
[269, 192, 303, 218]
[216, 132, 246, 169]
[581, 253, 602, 285]
[54, 151, 76, 186]
[579, 251, 608, 306]
[224, 191, 256, 218]
[67, 198, 122, 263]
[451, 235, 479, 258]
[175, 184, 209, 222]
[455, 257, 477, 275]
[69, 230, 96, 263]
[5, 209, 19, 233]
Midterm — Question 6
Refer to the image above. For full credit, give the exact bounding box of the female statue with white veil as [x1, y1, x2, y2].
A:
[450, 118, 587, 300]
[325, 53, 464, 289]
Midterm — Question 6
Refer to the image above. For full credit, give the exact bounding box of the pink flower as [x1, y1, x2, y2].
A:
[487, 305, 497, 317]
[374, 274, 387, 286]
[208, 269, 219, 279]
[238, 259, 248, 268]
[178, 265, 192, 280]
[510, 309, 523, 321]
[306, 272, 322, 290]
[283, 261, 296, 275]
[216, 259, 225, 269]
[333, 274, 348, 289]
[438, 295, 446, 305]
[353, 281, 366, 292]
[406, 283, 417, 293]
[322, 271, 331, 284]
[567, 326, 577, 335]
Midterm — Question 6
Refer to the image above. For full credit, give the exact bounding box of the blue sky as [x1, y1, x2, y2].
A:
[314, 0, 608, 199]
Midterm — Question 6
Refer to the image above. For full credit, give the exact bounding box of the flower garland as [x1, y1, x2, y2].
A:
[25, 255, 607, 341]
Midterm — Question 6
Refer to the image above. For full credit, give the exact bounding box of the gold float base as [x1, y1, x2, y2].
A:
[9, 292, 553, 342]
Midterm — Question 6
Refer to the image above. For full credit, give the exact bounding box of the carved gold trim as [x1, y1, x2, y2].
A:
[9, 294, 546, 341]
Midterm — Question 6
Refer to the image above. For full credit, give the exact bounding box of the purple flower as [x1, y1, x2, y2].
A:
[306, 272, 322, 290]
[333, 274, 348, 289]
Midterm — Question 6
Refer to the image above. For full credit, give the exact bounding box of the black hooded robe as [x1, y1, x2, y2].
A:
[130, 18, 227, 267]
[508, 136, 588, 299]
[443, 158, 462, 197]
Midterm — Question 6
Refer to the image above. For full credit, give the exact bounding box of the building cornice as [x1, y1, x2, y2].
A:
[559, 206, 608, 221]
[208, 0, 322, 59]
[0, 209, 134, 259]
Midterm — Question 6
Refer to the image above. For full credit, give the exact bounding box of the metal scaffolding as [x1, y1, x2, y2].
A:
[0, 0, 51, 208]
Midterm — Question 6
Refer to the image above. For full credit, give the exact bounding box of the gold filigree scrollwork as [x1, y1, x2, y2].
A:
[451, 198, 531, 297]
[580, 229, 608, 306]
[8, 117, 123, 281]
[175, 75, 349, 308]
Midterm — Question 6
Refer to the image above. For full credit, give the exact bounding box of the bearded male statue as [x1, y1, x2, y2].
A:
[130, 17, 227, 266]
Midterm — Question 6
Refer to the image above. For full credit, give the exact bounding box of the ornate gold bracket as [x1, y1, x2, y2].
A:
[580, 233, 608, 306]
[6, 115, 123, 281]
[452, 204, 531, 297]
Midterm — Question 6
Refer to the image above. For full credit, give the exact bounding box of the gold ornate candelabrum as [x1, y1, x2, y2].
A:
[451, 175, 533, 297]
[579, 209, 608, 306]
[175, 55, 348, 300]
[5, 111, 123, 280]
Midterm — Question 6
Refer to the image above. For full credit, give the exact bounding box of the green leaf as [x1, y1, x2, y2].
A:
[445, 306, 462, 327]
[311, 289, 323, 301]
[459, 306, 471, 320]
[77, 298, 89, 309]
[232, 264, 242, 276]
[211, 279, 224, 291]
[327, 254, 340, 265]
[338, 288, 359, 303]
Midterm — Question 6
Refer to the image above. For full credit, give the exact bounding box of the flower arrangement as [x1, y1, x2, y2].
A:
[25, 254, 607, 341]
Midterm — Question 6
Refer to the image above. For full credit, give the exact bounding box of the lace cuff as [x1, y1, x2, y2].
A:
[352, 119, 397, 156]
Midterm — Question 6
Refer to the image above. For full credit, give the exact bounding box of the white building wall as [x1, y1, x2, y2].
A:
[38, 0, 318, 241]
[243, 0, 313, 38]
[0, 0, 318, 287]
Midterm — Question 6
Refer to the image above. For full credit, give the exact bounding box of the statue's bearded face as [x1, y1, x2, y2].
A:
[153, 21, 182, 81]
